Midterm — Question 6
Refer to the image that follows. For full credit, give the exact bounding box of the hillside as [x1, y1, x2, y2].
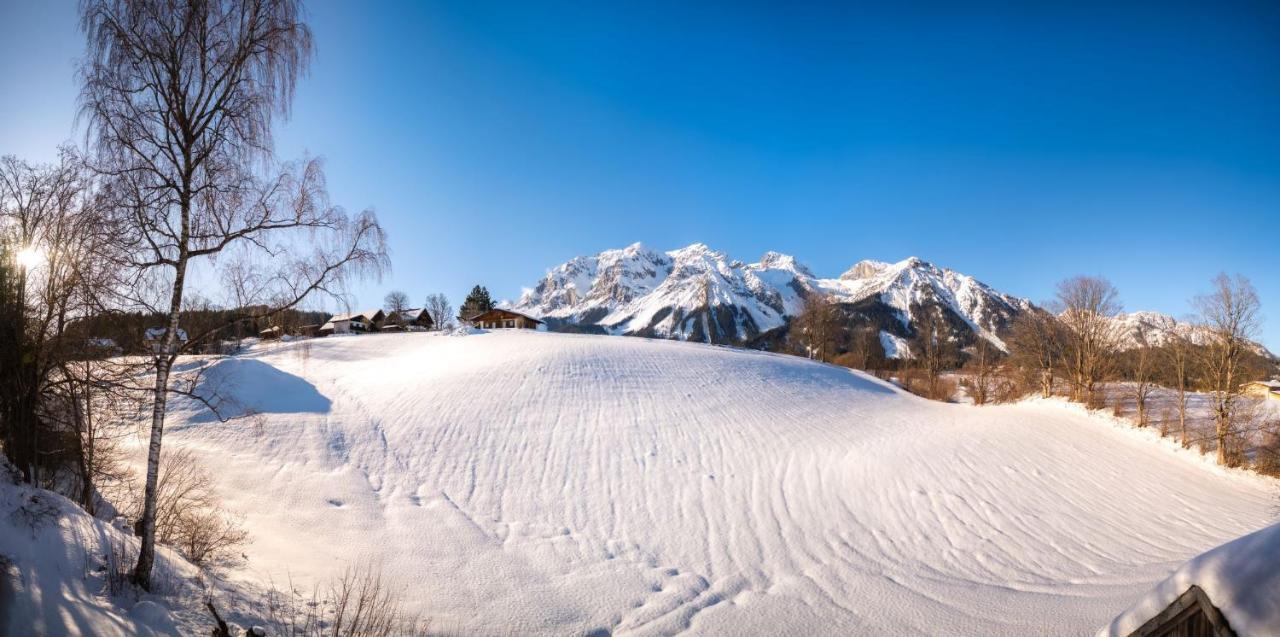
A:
[152, 331, 1276, 635]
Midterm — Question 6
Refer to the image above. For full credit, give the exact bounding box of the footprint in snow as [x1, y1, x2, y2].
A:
[327, 499, 345, 508]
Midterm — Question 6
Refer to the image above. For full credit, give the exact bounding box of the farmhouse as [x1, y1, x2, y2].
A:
[383, 307, 434, 331]
[468, 308, 543, 330]
[1242, 380, 1280, 401]
[258, 326, 283, 340]
[143, 327, 189, 353]
[319, 309, 385, 335]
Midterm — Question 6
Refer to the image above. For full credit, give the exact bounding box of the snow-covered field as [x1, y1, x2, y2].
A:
[149, 331, 1277, 634]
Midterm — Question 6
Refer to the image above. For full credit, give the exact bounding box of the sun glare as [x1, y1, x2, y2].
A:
[16, 246, 43, 269]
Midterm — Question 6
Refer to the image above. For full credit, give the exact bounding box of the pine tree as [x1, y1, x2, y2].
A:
[460, 285, 495, 321]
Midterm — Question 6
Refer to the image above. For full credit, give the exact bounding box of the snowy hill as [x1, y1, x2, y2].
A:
[152, 332, 1275, 635]
[508, 243, 1033, 353]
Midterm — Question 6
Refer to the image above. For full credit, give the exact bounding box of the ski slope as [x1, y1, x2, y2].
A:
[165, 331, 1276, 635]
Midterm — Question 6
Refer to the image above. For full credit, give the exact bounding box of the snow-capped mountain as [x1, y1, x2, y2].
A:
[816, 256, 1034, 352]
[508, 242, 810, 343]
[1111, 311, 1199, 349]
[1110, 311, 1275, 358]
[506, 243, 1035, 355]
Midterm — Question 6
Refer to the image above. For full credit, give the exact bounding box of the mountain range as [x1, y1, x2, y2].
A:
[504, 242, 1270, 359]
[505, 243, 1030, 355]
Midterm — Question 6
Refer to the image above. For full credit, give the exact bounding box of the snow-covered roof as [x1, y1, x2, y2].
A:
[329, 309, 383, 323]
[390, 308, 425, 320]
[143, 327, 188, 342]
[468, 308, 543, 323]
[1099, 521, 1280, 636]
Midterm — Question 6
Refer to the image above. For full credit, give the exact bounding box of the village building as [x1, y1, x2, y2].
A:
[143, 327, 189, 354]
[467, 308, 543, 330]
[1242, 380, 1280, 401]
[1129, 584, 1235, 637]
[318, 309, 385, 336]
[258, 326, 284, 340]
[382, 307, 435, 331]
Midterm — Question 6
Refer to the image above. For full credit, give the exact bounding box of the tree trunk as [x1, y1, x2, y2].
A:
[133, 246, 188, 590]
[131, 356, 172, 590]
[1178, 394, 1188, 449]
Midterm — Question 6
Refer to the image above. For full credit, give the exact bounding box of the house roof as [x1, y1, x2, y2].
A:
[467, 308, 543, 324]
[144, 327, 188, 342]
[329, 309, 384, 323]
[391, 308, 426, 320]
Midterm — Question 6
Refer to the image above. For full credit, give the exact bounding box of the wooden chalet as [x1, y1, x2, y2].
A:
[383, 307, 434, 331]
[258, 326, 283, 340]
[468, 308, 543, 330]
[143, 327, 189, 354]
[319, 309, 385, 335]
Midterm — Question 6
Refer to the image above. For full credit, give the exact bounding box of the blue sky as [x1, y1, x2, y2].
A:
[2, 1, 1279, 349]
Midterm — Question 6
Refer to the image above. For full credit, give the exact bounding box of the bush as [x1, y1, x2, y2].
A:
[119, 448, 247, 566]
[898, 370, 957, 402]
[1255, 423, 1280, 477]
[260, 563, 427, 636]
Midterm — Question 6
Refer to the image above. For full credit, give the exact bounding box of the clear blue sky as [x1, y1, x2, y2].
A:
[3, 1, 1278, 349]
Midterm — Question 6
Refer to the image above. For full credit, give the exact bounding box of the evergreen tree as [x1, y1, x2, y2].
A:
[460, 285, 495, 320]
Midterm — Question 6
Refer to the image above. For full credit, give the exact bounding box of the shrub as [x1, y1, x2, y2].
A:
[260, 563, 427, 636]
[119, 448, 247, 566]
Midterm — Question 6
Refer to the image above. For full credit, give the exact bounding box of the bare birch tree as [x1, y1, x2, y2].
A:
[80, 0, 388, 589]
[1163, 331, 1196, 448]
[384, 290, 410, 326]
[1193, 274, 1261, 466]
[910, 306, 956, 400]
[1007, 309, 1062, 398]
[1128, 326, 1155, 427]
[424, 292, 452, 331]
[966, 337, 995, 406]
[1053, 277, 1123, 406]
[794, 294, 839, 362]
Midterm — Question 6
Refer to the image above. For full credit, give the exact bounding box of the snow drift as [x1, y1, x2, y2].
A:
[146, 332, 1277, 635]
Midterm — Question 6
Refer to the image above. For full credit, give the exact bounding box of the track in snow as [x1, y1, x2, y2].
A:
[168, 331, 1277, 636]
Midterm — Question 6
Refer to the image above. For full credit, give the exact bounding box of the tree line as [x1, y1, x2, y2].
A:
[788, 274, 1278, 472]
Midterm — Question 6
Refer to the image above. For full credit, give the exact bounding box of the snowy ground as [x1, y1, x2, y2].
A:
[144, 332, 1279, 635]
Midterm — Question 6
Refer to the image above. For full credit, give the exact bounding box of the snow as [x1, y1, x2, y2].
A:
[0, 473, 209, 635]
[879, 330, 911, 359]
[150, 331, 1277, 635]
[1099, 521, 1280, 636]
